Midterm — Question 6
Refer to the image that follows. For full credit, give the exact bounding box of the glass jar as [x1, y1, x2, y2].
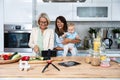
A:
[93, 38, 101, 53]
[100, 57, 110, 67]
[84, 36, 89, 49]
[91, 52, 100, 66]
[85, 54, 92, 64]
[85, 48, 93, 64]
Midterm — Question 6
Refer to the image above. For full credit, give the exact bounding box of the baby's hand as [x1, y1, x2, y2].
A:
[76, 35, 80, 39]
[62, 38, 71, 44]
[61, 33, 66, 38]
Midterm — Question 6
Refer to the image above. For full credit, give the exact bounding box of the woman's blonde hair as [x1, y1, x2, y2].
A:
[37, 13, 50, 26]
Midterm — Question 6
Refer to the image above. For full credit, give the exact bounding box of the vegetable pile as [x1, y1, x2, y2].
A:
[1, 52, 21, 60]
[20, 56, 44, 61]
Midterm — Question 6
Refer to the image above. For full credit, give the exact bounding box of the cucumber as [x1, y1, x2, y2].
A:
[11, 54, 21, 60]
[29, 57, 44, 61]
[10, 52, 18, 59]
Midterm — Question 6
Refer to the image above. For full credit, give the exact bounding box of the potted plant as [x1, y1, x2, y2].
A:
[88, 28, 97, 38]
[112, 28, 120, 38]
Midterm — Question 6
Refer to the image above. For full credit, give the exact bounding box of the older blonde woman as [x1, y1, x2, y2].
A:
[28, 13, 54, 56]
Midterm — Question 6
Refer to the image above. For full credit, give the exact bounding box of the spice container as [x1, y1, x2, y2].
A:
[100, 56, 110, 67]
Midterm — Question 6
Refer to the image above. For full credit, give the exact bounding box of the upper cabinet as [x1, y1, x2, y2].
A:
[111, 0, 120, 21]
[4, 0, 32, 24]
[72, 3, 111, 21]
[36, 3, 73, 21]
[36, 0, 112, 21]
[112, 0, 120, 3]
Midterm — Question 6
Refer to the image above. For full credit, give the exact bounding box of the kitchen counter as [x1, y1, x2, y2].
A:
[0, 57, 120, 78]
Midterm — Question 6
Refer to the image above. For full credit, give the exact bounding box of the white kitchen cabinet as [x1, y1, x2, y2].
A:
[112, 3, 120, 21]
[4, 0, 32, 24]
[36, 3, 73, 21]
[72, 3, 112, 21]
[0, 0, 4, 52]
[36, 0, 113, 21]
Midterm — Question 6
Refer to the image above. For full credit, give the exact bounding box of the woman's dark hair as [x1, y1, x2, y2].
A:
[55, 16, 68, 37]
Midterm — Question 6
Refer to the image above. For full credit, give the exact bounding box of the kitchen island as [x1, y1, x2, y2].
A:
[0, 56, 120, 79]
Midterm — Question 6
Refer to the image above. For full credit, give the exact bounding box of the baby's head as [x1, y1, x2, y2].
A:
[67, 23, 75, 33]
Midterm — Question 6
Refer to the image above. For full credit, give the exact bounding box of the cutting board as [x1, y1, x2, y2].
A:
[28, 58, 63, 64]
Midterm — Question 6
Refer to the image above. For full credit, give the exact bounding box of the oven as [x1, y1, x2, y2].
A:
[4, 24, 32, 53]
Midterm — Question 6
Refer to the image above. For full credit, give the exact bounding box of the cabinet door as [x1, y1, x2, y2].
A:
[112, 3, 120, 21]
[4, 0, 32, 24]
[36, 3, 73, 21]
[112, 0, 120, 3]
[73, 3, 111, 21]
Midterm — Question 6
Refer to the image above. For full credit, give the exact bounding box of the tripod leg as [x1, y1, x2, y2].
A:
[51, 63, 60, 71]
[42, 63, 50, 73]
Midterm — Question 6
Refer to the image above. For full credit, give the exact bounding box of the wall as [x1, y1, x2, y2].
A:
[0, 0, 4, 52]
[49, 21, 120, 39]
[49, 21, 120, 48]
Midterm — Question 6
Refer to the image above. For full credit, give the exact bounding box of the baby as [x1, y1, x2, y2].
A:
[61, 23, 80, 56]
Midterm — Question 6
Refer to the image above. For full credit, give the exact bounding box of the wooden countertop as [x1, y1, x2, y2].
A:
[0, 56, 120, 78]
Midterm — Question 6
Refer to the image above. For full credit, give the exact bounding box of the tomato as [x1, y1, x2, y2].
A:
[21, 56, 30, 61]
[3, 54, 9, 60]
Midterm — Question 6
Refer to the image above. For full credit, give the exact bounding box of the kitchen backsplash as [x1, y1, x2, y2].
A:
[49, 21, 120, 39]
[49, 21, 120, 49]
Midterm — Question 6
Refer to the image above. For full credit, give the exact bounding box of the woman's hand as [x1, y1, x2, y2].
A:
[62, 38, 72, 44]
[33, 45, 39, 53]
[62, 38, 81, 44]
[53, 47, 63, 51]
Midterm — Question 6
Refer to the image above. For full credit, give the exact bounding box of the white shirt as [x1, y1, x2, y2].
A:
[28, 27, 54, 50]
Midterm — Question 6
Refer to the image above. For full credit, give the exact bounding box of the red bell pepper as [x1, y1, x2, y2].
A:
[3, 54, 9, 60]
[21, 56, 30, 61]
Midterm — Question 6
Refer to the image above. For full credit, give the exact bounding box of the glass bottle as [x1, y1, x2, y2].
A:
[92, 34, 101, 66]
[84, 36, 89, 49]
[93, 37, 101, 53]
[100, 42, 106, 61]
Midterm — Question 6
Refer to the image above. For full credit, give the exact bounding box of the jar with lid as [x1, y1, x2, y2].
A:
[91, 52, 101, 66]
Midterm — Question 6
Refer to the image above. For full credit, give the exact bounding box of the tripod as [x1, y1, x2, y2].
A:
[42, 60, 60, 73]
